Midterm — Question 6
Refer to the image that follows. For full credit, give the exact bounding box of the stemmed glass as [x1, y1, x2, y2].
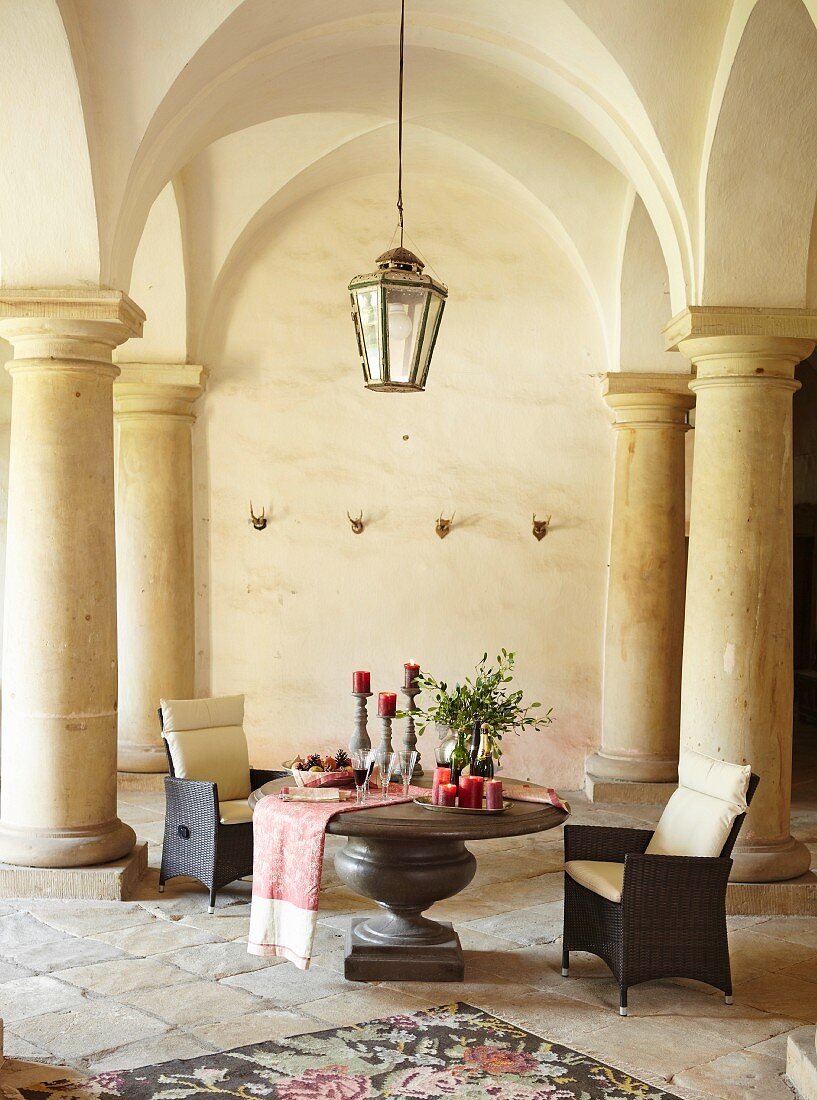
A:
[377, 750, 398, 801]
[397, 749, 419, 799]
[351, 750, 372, 805]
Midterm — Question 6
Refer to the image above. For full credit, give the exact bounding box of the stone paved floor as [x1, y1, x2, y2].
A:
[0, 781, 816, 1100]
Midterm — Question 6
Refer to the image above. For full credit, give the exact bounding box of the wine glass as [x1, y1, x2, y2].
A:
[397, 749, 418, 799]
[377, 750, 398, 800]
[351, 750, 371, 805]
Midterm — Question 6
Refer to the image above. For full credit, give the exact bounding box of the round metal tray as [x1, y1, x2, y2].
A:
[413, 795, 510, 815]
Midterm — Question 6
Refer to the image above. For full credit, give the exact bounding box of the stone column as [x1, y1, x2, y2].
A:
[114, 364, 205, 773]
[0, 289, 143, 868]
[666, 306, 816, 883]
[586, 373, 693, 790]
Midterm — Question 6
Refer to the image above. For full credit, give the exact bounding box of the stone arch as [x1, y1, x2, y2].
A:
[0, 0, 99, 285]
[701, 0, 817, 305]
[107, 1, 692, 314]
[191, 122, 612, 367]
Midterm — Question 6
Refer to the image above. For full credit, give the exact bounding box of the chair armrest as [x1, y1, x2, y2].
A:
[564, 824, 653, 863]
[622, 852, 732, 915]
[163, 776, 219, 826]
[250, 767, 288, 788]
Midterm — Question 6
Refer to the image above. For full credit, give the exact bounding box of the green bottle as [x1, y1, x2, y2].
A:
[448, 733, 469, 787]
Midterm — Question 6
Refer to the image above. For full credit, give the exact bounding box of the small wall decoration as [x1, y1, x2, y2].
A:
[436, 513, 454, 539]
[532, 514, 551, 541]
[249, 502, 267, 530]
[347, 510, 365, 534]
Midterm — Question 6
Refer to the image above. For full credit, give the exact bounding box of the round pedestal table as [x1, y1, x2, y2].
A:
[250, 777, 567, 982]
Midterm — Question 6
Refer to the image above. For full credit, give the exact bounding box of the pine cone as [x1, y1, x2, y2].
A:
[304, 753, 323, 770]
[334, 749, 350, 769]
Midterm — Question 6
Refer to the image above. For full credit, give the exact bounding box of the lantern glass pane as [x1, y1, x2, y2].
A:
[384, 285, 428, 384]
[355, 287, 382, 380]
[414, 293, 444, 387]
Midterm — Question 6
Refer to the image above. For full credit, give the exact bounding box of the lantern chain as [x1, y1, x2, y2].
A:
[397, 0, 405, 247]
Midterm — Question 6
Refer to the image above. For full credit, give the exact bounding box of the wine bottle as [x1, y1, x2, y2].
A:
[448, 734, 468, 787]
[472, 729, 495, 778]
[468, 718, 482, 773]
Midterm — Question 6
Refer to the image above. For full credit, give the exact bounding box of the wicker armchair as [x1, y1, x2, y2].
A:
[562, 751, 759, 1016]
[157, 695, 285, 912]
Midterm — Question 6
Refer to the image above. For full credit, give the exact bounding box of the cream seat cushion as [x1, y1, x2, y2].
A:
[565, 860, 624, 903]
[161, 695, 251, 802]
[646, 750, 751, 859]
[219, 799, 254, 826]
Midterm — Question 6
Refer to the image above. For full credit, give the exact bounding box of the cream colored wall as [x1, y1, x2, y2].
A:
[195, 175, 612, 788]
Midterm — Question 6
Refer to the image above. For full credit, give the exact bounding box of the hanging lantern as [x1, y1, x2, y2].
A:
[348, 0, 448, 392]
[349, 246, 447, 392]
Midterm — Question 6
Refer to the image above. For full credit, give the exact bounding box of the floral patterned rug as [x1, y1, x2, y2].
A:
[16, 1003, 680, 1100]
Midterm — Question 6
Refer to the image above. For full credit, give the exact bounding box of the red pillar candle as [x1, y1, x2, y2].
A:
[469, 776, 484, 809]
[377, 691, 397, 717]
[432, 766, 451, 805]
[458, 775, 473, 808]
[404, 661, 421, 688]
[353, 670, 371, 693]
[439, 783, 457, 807]
[485, 778, 503, 810]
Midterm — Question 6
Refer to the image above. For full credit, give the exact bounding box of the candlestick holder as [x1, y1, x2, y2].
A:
[349, 692, 373, 757]
[377, 715, 394, 758]
[398, 684, 424, 776]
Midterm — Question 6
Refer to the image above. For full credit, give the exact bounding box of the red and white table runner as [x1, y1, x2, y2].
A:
[247, 786, 423, 969]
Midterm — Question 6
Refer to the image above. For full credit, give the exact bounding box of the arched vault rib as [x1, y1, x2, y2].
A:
[180, 121, 623, 369]
[110, 5, 692, 315]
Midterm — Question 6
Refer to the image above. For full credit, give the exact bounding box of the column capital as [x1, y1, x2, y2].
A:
[664, 306, 817, 384]
[114, 363, 206, 420]
[602, 372, 694, 428]
[0, 287, 144, 365]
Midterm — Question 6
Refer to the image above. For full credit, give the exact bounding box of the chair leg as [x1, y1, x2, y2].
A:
[208, 886, 217, 914]
[561, 947, 569, 977]
[619, 987, 628, 1017]
[725, 994, 733, 1005]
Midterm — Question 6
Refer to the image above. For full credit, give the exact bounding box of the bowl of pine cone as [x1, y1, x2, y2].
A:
[287, 750, 355, 788]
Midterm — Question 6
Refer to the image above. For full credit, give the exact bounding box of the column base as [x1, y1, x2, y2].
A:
[787, 1026, 817, 1100]
[0, 818, 136, 869]
[117, 740, 169, 774]
[584, 773, 676, 805]
[584, 750, 678, 784]
[730, 835, 811, 883]
[0, 842, 147, 901]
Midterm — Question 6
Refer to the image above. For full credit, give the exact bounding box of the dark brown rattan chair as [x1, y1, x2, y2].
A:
[157, 706, 285, 912]
[562, 772, 759, 1016]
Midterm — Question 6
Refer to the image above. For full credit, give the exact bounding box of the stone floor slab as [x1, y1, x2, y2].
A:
[26, 904, 156, 938]
[672, 1048, 792, 1098]
[11, 935, 128, 975]
[0, 975, 87, 1023]
[86, 1031, 211, 1073]
[462, 899, 563, 945]
[222, 963, 352, 1007]
[161, 940, 280, 980]
[10, 1001, 170, 1061]
[188, 1009, 327, 1050]
[52, 957, 192, 995]
[737, 972, 817, 1021]
[116, 978, 265, 1027]
[90, 919, 221, 956]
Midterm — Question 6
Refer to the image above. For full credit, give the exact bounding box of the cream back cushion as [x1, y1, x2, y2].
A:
[161, 695, 250, 801]
[646, 750, 751, 858]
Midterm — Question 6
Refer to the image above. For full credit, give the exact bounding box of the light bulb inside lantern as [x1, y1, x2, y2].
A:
[388, 302, 413, 341]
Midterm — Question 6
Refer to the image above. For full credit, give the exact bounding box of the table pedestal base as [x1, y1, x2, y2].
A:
[345, 915, 463, 981]
[334, 834, 476, 983]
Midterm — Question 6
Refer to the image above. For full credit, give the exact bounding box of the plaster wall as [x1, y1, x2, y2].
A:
[195, 175, 611, 788]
